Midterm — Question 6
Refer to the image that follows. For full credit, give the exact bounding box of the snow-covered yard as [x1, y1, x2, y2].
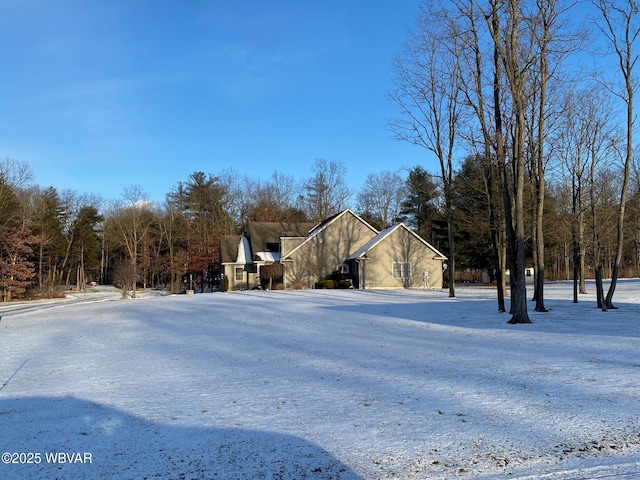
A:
[0, 280, 639, 479]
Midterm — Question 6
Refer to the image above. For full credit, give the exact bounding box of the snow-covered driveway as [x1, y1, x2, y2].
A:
[1, 281, 639, 479]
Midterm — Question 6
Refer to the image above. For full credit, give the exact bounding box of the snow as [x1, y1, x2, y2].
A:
[0, 280, 639, 479]
[237, 236, 252, 264]
[255, 251, 280, 262]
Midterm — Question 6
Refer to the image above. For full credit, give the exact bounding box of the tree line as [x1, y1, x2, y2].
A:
[1, 142, 638, 304]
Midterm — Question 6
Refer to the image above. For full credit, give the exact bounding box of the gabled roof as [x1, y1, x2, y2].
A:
[347, 223, 447, 260]
[282, 209, 379, 261]
[308, 209, 378, 237]
[246, 221, 315, 262]
[220, 235, 243, 264]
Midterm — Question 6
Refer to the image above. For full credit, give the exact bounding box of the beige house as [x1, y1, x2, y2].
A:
[220, 234, 254, 291]
[345, 223, 446, 289]
[280, 210, 379, 289]
[220, 222, 314, 290]
[220, 209, 446, 290]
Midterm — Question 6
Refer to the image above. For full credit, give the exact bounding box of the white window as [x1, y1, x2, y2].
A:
[235, 267, 244, 281]
[392, 262, 411, 278]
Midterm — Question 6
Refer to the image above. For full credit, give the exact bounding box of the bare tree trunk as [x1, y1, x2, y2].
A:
[443, 178, 456, 298]
[534, 187, 547, 312]
[489, 0, 509, 313]
[572, 208, 580, 304]
[595, 265, 606, 311]
[578, 199, 588, 294]
[594, 0, 638, 309]
[388, 2, 461, 299]
[504, 0, 531, 324]
[458, 0, 506, 311]
[490, 165, 507, 313]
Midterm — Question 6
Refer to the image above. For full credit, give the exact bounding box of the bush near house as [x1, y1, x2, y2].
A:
[315, 279, 337, 289]
[314, 271, 353, 289]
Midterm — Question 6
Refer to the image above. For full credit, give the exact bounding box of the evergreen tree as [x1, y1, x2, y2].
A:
[398, 166, 440, 245]
[168, 172, 234, 291]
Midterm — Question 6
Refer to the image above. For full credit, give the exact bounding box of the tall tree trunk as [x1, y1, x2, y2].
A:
[578, 196, 587, 295]
[534, 173, 547, 312]
[596, 0, 637, 310]
[489, 163, 507, 313]
[505, 0, 531, 324]
[445, 185, 456, 298]
[532, 0, 555, 312]
[571, 175, 580, 303]
[572, 236, 579, 304]
[508, 143, 531, 323]
[489, 0, 508, 313]
[604, 99, 632, 309]
[595, 265, 606, 311]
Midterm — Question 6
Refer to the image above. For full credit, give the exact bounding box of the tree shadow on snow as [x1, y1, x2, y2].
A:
[324, 291, 640, 338]
[0, 396, 361, 480]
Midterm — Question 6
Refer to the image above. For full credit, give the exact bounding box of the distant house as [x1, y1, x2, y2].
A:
[220, 209, 446, 290]
[505, 267, 535, 285]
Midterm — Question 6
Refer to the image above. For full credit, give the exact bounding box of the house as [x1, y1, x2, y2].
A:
[220, 234, 253, 291]
[505, 267, 536, 285]
[345, 223, 447, 289]
[280, 210, 379, 289]
[220, 222, 314, 290]
[220, 209, 447, 290]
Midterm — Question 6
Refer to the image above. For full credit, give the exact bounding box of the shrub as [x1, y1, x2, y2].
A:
[314, 279, 337, 289]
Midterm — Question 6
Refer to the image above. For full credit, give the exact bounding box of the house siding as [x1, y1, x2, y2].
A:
[284, 211, 377, 289]
[281, 237, 307, 258]
[223, 263, 258, 291]
[355, 226, 444, 289]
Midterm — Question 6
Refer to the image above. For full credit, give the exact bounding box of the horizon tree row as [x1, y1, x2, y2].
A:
[1, 144, 639, 302]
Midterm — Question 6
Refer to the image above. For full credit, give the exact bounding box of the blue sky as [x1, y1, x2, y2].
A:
[0, 0, 435, 203]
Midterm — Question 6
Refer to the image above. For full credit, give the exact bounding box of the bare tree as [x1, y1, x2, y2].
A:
[593, 0, 639, 309]
[0, 157, 32, 230]
[589, 146, 621, 309]
[451, 0, 509, 311]
[557, 85, 619, 302]
[389, 2, 463, 298]
[527, 0, 566, 312]
[158, 200, 188, 294]
[265, 171, 301, 214]
[559, 89, 591, 301]
[356, 170, 405, 229]
[302, 159, 352, 223]
[106, 186, 155, 298]
[485, 0, 534, 323]
[244, 171, 306, 222]
[217, 168, 249, 232]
